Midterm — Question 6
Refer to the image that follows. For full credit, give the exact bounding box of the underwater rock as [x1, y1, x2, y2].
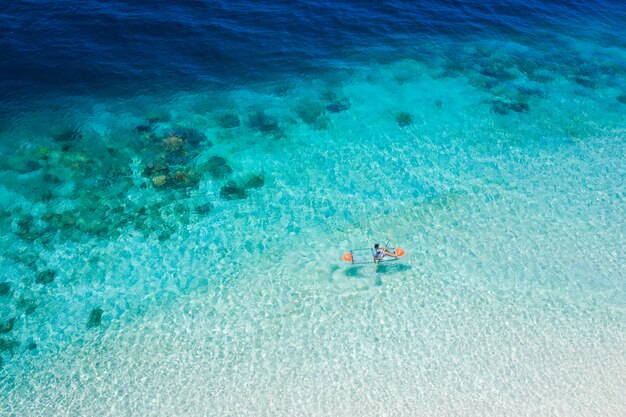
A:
[220, 181, 247, 200]
[0, 318, 15, 334]
[0, 338, 18, 353]
[27, 340, 37, 350]
[617, 94, 626, 105]
[216, 113, 240, 129]
[395, 112, 413, 127]
[0, 282, 11, 296]
[326, 102, 349, 113]
[490, 100, 529, 115]
[249, 111, 284, 137]
[162, 135, 184, 152]
[194, 202, 213, 215]
[205, 156, 233, 179]
[36, 269, 56, 285]
[244, 174, 265, 189]
[143, 161, 170, 177]
[86, 307, 103, 329]
[54, 126, 82, 143]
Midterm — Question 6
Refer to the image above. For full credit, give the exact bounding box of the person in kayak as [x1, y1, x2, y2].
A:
[372, 243, 396, 262]
[372, 243, 397, 272]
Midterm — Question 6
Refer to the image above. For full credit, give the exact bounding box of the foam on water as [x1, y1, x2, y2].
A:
[1, 31, 626, 416]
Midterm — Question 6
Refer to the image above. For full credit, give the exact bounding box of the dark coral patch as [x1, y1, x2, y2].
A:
[17, 297, 38, 314]
[491, 100, 529, 115]
[249, 111, 284, 137]
[0, 282, 11, 296]
[395, 112, 413, 127]
[0, 338, 18, 353]
[87, 307, 103, 329]
[194, 202, 213, 215]
[36, 269, 56, 285]
[170, 170, 200, 189]
[326, 102, 349, 113]
[0, 318, 15, 334]
[142, 161, 170, 177]
[573, 76, 595, 88]
[244, 174, 265, 189]
[54, 126, 82, 143]
[216, 113, 240, 129]
[173, 126, 209, 147]
[617, 94, 626, 105]
[205, 156, 233, 179]
[220, 181, 247, 200]
[296, 101, 325, 124]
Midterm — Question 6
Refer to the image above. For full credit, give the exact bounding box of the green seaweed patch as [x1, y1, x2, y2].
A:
[617, 94, 626, 105]
[220, 181, 247, 200]
[395, 112, 413, 127]
[0, 318, 15, 334]
[36, 269, 56, 285]
[0, 282, 11, 297]
[244, 174, 265, 189]
[205, 156, 233, 179]
[216, 113, 240, 129]
[86, 307, 103, 329]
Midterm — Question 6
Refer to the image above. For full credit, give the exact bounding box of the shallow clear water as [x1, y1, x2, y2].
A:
[1, 1, 625, 416]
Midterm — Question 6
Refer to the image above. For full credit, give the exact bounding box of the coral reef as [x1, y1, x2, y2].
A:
[36, 269, 56, 285]
[220, 181, 247, 200]
[205, 156, 233, 179]
[86, 308, 103, 328]
[395, 112, 413, 127]
[244, 174, 265, 189]
[216, 113, 240, 129]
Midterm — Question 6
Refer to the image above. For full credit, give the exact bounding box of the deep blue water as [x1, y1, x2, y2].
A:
[2, 0, 625, 110]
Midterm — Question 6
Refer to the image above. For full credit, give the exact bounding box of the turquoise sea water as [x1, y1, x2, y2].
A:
[1, 2, 626, 416]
